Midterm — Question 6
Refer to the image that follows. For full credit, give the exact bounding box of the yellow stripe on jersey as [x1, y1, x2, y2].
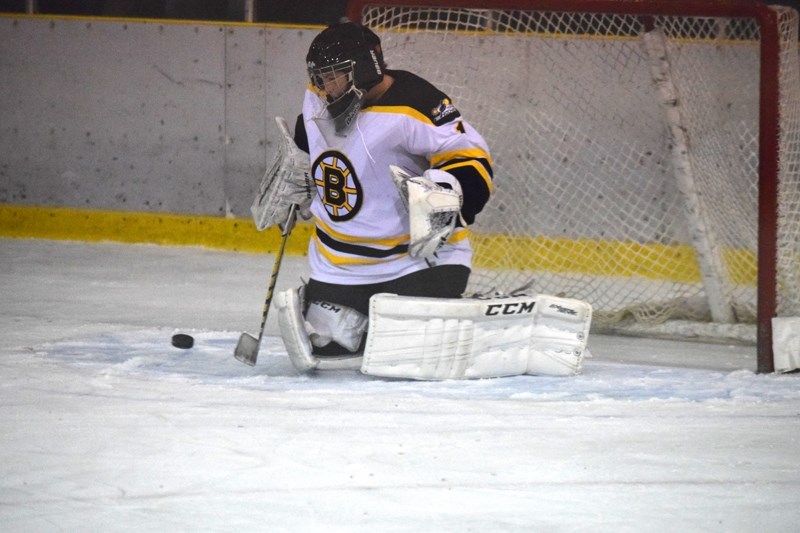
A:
[314, 216, 409, 247]
[438, 159, 494, 194]
[313, 226, 469, 266]
[430, 147, 493, 167]
[307, 82, 326, 99]
[315, 213, 469, 246]
[449, 227, 469, 243]
[364, 107, 493, 192]
[312, 233, 407, 266]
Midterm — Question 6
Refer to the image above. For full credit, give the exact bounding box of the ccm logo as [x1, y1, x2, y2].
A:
[485, 301, 535, 316]
[313, 300, 342, 313]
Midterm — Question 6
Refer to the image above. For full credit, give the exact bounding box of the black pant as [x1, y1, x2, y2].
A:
[304, 264, 471, 354]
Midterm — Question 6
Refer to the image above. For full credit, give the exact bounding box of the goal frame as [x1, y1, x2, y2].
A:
[346, 0, 785, 373]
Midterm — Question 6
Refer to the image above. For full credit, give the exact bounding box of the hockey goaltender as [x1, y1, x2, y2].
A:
[245, 21, 592, 380]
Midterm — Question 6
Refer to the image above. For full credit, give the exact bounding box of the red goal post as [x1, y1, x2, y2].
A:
[345, 0, 800, 372]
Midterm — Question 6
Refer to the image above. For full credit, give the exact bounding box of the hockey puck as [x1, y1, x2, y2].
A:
[171, 333, 194, 349]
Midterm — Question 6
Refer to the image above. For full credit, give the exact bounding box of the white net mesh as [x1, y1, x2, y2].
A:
[359, 4, 800, 333]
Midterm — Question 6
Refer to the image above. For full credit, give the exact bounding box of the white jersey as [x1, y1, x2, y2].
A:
[299, 70, 493, 285]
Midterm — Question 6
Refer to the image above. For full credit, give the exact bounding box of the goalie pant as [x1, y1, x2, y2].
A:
[275, 288, 593, 380]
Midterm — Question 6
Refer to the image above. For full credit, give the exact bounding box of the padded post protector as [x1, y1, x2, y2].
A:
[772, 317, 800, 373]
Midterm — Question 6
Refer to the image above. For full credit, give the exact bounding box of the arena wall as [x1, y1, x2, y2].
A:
[0, 15, 314, 220]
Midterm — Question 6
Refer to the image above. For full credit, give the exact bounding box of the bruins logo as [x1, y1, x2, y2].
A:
[311, 150, 362, 221]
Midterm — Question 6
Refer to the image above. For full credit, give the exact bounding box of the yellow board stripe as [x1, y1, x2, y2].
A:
[0, 204, 311, 255]
[469, 234, 757, 286]
[470, 234, 700, 282]
[0, 204, 757, 286]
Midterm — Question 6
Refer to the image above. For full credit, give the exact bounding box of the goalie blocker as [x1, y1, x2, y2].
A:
[275, 289, 592, 380]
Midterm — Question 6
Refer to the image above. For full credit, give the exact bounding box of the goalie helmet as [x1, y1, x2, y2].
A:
[306, 21, 385, 134]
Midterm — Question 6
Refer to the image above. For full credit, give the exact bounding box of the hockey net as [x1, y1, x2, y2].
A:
[347, 0, 800, 370]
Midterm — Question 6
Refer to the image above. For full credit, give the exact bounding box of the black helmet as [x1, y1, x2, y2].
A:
[306, 22, 385, 134]
[306, 21, 385, 96]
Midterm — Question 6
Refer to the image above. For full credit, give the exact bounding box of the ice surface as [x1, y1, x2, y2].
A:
[1, 239, 798, 532]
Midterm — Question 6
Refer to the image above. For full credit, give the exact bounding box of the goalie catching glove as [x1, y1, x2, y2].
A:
[251, 117, 313, 231]
[390, 165, 464, 259]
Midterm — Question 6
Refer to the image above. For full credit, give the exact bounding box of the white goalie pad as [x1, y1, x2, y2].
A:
[390, 165, 463, 258]
[251, 117, 312, 231]
[275, 288, 364, 373]
[275, 288, 316, 372]
[276, 289, 592, 379]
[361, 293, 592, 380]
[304, 298, 368, 352]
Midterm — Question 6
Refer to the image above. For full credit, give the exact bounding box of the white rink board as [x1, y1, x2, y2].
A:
[0, 17, 314, 216]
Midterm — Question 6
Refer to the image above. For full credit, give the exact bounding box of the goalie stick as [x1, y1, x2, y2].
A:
[234, 204, 297, 366]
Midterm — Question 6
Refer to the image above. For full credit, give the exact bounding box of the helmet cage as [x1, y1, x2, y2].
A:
[308, 59, 367, 135]
[308, 59, 357, 104]
[305, 22, 385, 135]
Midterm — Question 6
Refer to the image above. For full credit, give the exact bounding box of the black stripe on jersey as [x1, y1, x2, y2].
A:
[375, 70, 462, 126]
[294, 113, 309, 153]
[436, 158, 494, 225]
[316, 228, 409, 258]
